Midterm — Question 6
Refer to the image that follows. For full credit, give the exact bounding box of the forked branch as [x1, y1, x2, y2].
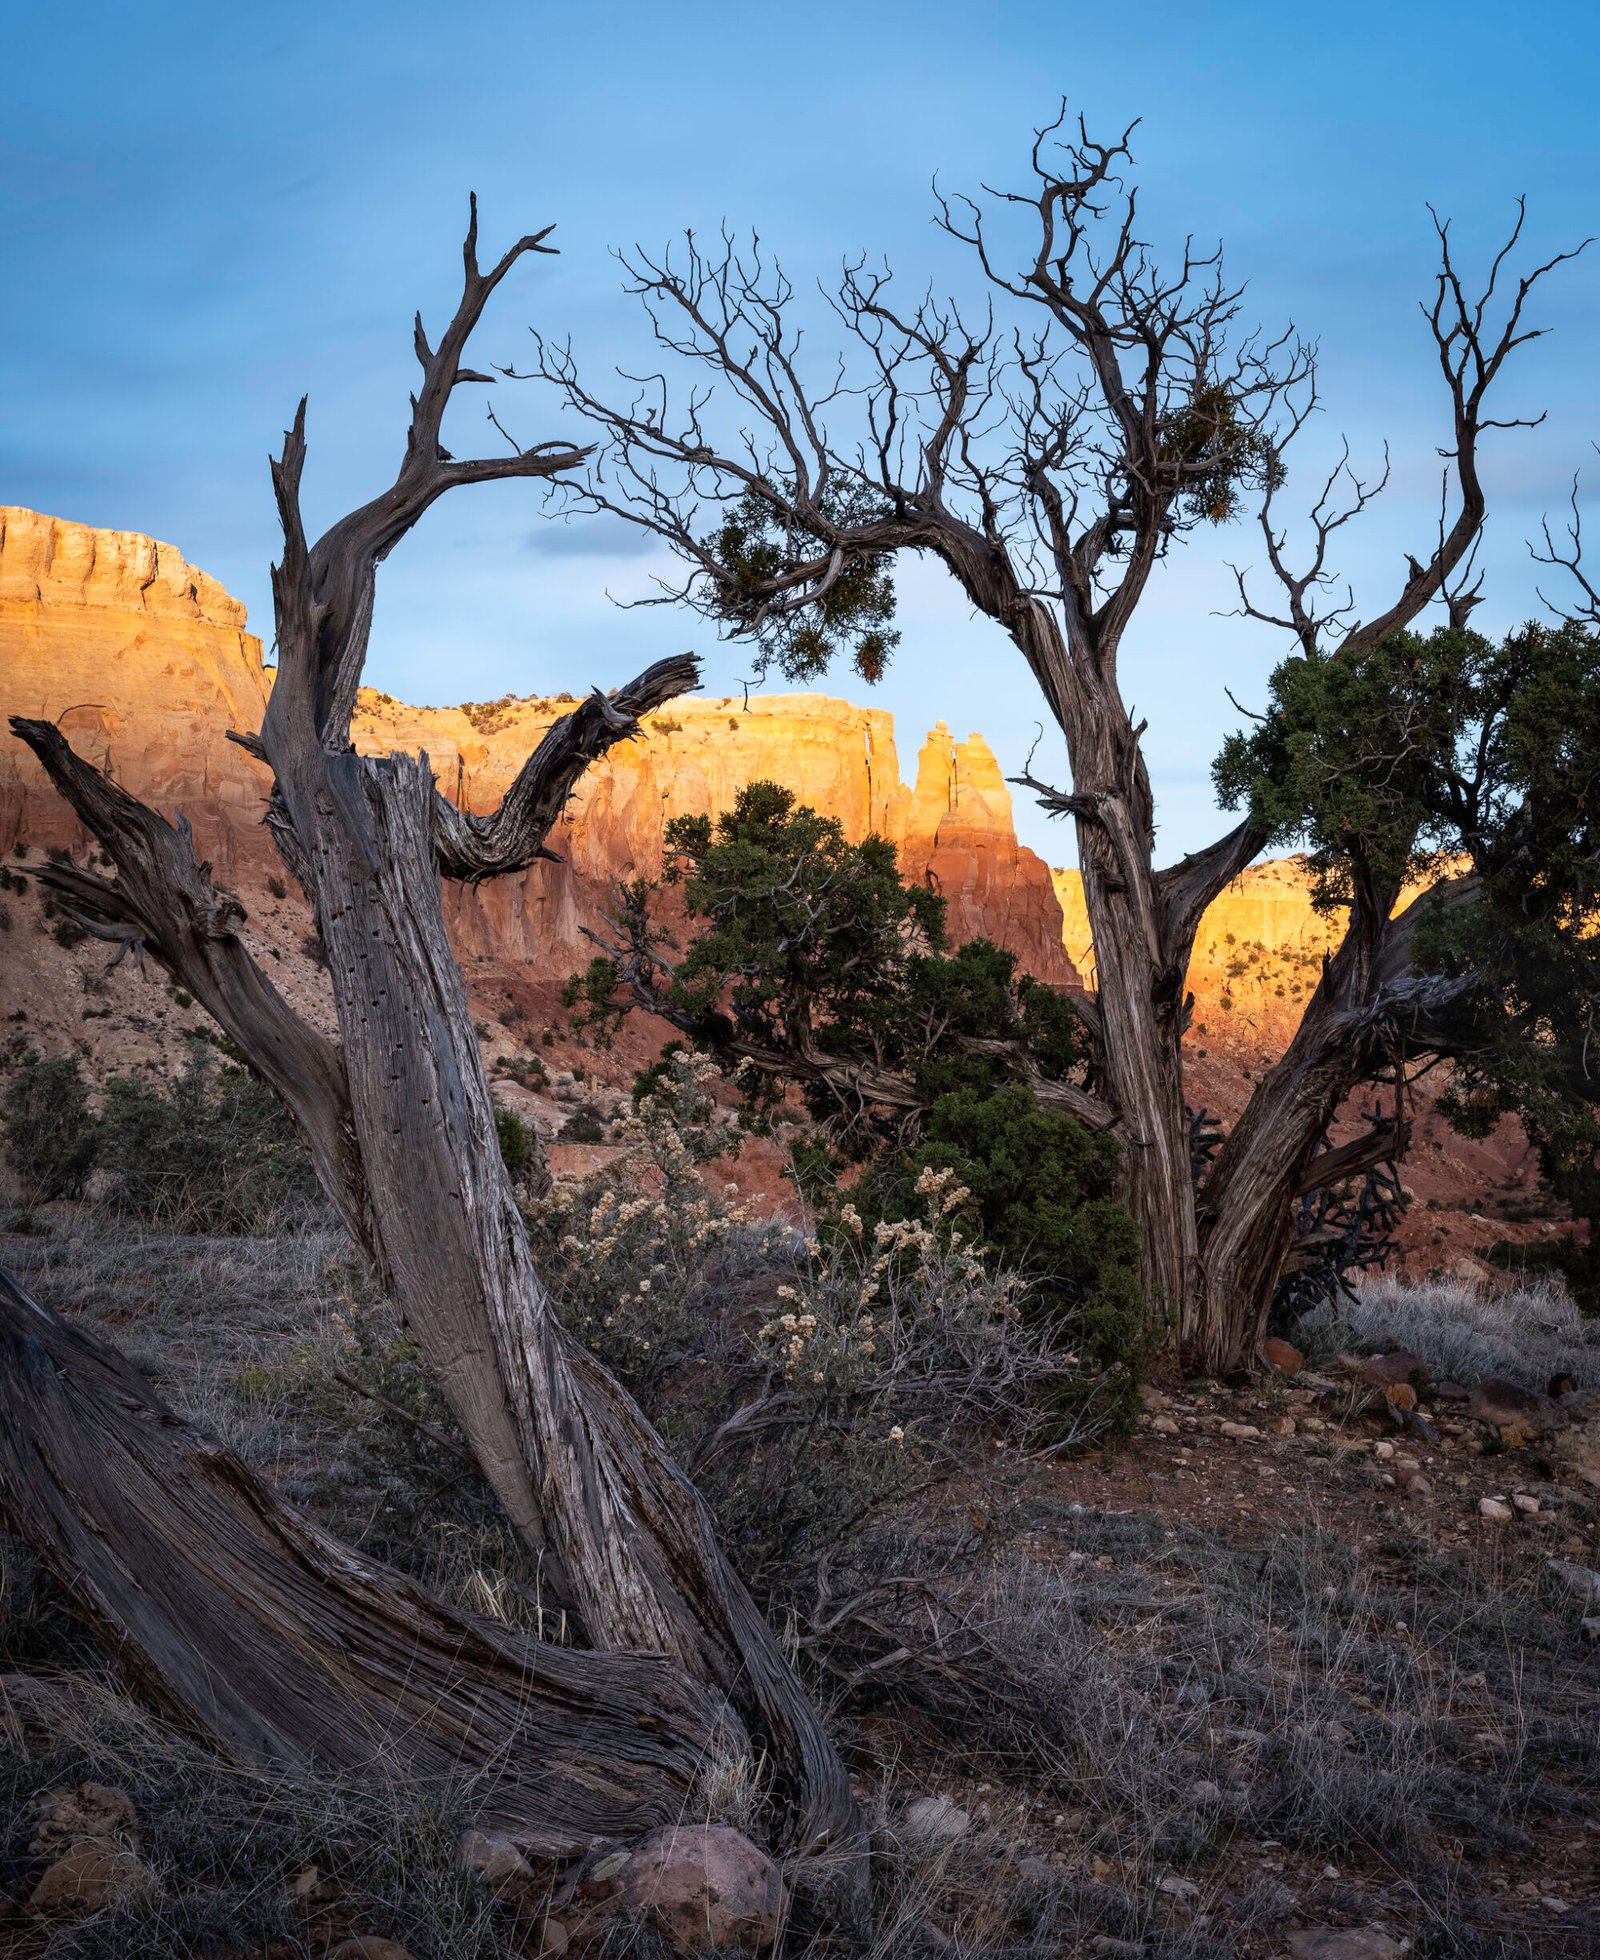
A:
[433, 653, 701, 881]
[265, 198, 595, 754]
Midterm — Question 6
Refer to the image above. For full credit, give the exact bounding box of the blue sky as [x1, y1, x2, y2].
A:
[4, 1, 1597, 862]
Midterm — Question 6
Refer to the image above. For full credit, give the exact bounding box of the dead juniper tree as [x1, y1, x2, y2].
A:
[523, 110, 1584, 1373]
[7, 203, 864, 1901]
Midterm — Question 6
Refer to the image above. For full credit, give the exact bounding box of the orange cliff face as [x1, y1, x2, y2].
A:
[0, 507, 274, 879]
[0, 508, 1075, 987]
[1052, 856, 1448, 1052]
[1052, 857, 1346, 1048]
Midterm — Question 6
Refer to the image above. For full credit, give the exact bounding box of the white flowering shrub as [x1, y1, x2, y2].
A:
[528, 1049, 781, 1398]
[527, 1062, 1086, 1608]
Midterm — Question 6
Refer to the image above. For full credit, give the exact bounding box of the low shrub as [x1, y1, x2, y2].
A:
[98, 1045, 320, 1234]
[1293, 1268, 1600, 1390]
[493, 1104, 533, 1185]
[845, 1084, 1145, 1430]
[528, 1051, 1090, 1618]
[3, 1049, 98, 1201]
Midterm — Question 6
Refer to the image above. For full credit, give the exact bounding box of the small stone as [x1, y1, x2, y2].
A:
[1271, 1415, 1297, 1436]
[1151, 1415, 1180, 1436]
[1512, 1493, 1540, 1515]
[1220, 1421, 1260, 1440]
[1158, 1872, 1200, 1899]
[1284, 1930, 1404, 1960]
[533, 1919, 570, 1958]
[1402, 1472, 1433, 1498]
[1262, 1337, 1304, 1375]
[1373, 1441, 1396, 1461]
[1547, 1559, 1600, 1605]
[901, 1793, 972, 1845]
[29, 1783, 139, 1856]
[1479, 1497, 1514, 1523]
[458, 1828, 532, 1885]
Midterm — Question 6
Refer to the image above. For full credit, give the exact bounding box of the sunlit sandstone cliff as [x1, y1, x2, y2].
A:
[1053, 858, 1445, 1046]
[0, 510, 1543, 1260]
[0, 508, 1072, 984]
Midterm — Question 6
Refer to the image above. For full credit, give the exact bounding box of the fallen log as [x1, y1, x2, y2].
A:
[0, 1264, 738, 1855]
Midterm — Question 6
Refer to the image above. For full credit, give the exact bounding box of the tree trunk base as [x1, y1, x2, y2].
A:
[0, 1264, 740, 1857]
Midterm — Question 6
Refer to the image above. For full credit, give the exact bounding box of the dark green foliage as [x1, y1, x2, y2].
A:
[1417, 622, 1600, 1305]
[653, 782, 1083, 1144]
[1217, 620, 1600, 1305]
[854, 1085, 1144, 1427]
[98, 1045, 319, 1234]
[3, 1049, 98, 1201]
[492, 1104, 535, 1186]
[1212, 624, 1489, 909]
[571, 781, 1142, 1419]
[558, 1103, 606, 1144]
[702, 484, 900, 684]
[665, 781, 944, 1095]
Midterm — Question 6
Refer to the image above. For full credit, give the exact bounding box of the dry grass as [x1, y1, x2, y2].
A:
[1295, 1269, 1600, 1390]
[4, 1210, 1600, 1956]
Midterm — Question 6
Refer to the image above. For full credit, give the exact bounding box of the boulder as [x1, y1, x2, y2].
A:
[28, 1839, 149, 1915]
[1470, 1378, 1559, 1438]
[1357, 1351, 1429, 1389]
[565, 1823, 785, 1956]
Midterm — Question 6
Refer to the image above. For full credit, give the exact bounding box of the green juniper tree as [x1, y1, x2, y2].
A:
[533, 108, 1587, 1369]
[1214, 611, 1600, 1311]
[568, 782, 1142, 1413]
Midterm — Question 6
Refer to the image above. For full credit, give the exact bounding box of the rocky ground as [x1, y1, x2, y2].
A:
[2, 1206, 1597, 1960]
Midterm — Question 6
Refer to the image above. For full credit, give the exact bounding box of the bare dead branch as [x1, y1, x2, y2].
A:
[432, 653, 701, 881]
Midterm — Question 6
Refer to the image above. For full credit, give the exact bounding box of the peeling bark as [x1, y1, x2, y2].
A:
[5, 199, 866, 1905]
[0, 1266, 735, 1855]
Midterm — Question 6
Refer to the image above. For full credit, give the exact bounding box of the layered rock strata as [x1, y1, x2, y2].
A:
[0, 508, 1073, 983]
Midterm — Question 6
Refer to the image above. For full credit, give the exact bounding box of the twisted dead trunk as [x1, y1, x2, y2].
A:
[0, 1266, 734, 1854]
[7, 199, 867, 1911]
